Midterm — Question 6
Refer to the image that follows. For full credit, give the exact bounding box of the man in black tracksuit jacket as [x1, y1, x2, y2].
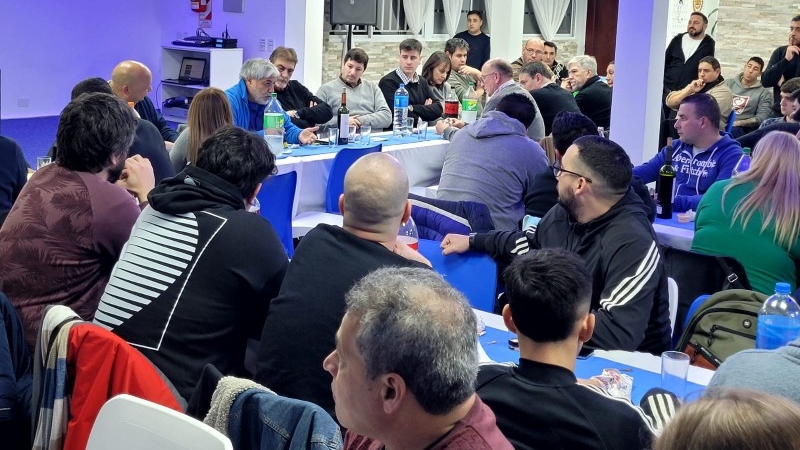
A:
[442, 136, 671, 354]
[761, 15, 800, 116]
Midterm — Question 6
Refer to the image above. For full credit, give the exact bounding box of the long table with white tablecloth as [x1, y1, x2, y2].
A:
[274, 131, 448, 217]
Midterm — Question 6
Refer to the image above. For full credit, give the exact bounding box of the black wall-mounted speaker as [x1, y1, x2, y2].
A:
[330, 0, 378, 26]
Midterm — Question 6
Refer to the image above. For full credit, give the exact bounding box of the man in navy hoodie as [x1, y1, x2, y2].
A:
[634, 93, 742, 213]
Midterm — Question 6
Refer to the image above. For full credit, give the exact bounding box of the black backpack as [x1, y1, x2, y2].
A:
[675, 289, 766, 370]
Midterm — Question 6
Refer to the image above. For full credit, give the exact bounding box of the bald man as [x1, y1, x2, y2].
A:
[511, 38, 545, 82]
[255, 153, 431, 418]
[110, 60, 179, 144]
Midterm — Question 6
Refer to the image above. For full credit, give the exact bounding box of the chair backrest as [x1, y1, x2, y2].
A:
[418, 238, 497, 312]
[660, 245, 751, 339]
[724, 110, 737, 134]
[325, 144, 382, 213]
[87, 394, 232, 450]
[408, 193, 495, 241]
[258, 170, 297, 258]
[668, 277, 679, 336]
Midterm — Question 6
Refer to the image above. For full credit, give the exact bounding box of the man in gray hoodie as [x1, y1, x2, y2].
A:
[437, 93, 548, 230]
[725, 56, 773, 137]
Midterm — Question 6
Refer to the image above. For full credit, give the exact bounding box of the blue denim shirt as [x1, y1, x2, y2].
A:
[228, 388, 342, 450]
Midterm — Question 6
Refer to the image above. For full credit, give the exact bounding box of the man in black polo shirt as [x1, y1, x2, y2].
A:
[476, 249, 667, 450]
[379, 38, 443, 126]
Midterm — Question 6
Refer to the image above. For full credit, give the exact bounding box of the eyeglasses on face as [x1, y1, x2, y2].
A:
[551, 160, 592, 183]
[481, 72, 497, 81]
[525, 48, 544, 55]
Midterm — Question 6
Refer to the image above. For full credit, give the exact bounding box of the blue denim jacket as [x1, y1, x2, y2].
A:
[228, 388, 342, 450]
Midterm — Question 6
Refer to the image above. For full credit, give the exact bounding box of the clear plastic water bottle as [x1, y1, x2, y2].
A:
[732, 147, 751, 176]
[756, 282, 800, 350]
[393, 83, 409, 137]
[264, 93, 285, 156]
[461, 82, 478, 123]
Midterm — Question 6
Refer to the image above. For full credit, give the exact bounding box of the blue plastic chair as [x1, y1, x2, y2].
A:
[724, 110, 737, 135]
[258, 171, 297, 258]
[418, 238, 497, 312]
[324, 144, 382, 213]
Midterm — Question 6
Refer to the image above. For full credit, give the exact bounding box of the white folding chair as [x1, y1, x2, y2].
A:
[668, 277, 679, 336]
[86, 394, 232, 450]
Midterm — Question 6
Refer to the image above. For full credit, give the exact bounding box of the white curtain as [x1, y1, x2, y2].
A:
[529, 0, 571, 41]
[442, 0, 463, 36]
[403, 0, 432, 35]
[484, 0, 492, 25]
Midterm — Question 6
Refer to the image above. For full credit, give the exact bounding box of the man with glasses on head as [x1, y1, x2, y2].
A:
[563, 55, 613, 129]
[511, 38, 545, 82]
[225, 58, 319, 144]
[441, 135, 671, 354]
[437, 58, 545, 141]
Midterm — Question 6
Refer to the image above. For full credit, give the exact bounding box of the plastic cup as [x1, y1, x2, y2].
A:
[360, 125, 372, 145]
[328, 128, 338, 147]
[661, 351, 690, 399]
[36, 156, 51, 170]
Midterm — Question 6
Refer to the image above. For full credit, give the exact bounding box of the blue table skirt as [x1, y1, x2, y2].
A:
[480, 327, 704, 404]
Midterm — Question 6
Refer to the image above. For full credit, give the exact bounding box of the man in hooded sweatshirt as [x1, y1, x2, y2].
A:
[437, 93, 548, 231]
[634, 93, 742, 213]
[93, 126, 288, 400]
[725, 56, 773, 137]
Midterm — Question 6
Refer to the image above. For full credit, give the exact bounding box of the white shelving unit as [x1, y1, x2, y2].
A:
[160, 45, 243, 123]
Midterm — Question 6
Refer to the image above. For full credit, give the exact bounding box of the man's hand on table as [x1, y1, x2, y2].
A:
[299, 126, 319, 145]
[441, 233, 470, 255]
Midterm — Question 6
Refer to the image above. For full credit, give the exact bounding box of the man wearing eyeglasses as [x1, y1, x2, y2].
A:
[511, 38, 545, 82]
[441, 135, 672, 354]
[437, 59, 545, 142]
[225, 58, 319, 144]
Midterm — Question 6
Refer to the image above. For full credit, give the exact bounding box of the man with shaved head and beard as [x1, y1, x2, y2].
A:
[255, 153, 431, 418]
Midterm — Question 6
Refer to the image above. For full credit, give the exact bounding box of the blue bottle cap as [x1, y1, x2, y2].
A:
[776, 282, 792, 295]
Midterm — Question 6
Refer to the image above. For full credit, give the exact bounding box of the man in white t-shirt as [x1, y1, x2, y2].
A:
[663, 12, 715, 118]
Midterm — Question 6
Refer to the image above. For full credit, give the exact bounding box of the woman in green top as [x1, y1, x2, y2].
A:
[693, 130, 800, 295]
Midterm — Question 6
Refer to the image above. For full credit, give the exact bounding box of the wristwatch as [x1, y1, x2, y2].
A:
[408, 105, 414, 113]
[468, 232, 476, 249]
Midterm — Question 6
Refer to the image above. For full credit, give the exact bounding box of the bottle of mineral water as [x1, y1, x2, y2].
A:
[264, 93, 285, 156]
[461, 82, 478, 123]
[756, 282, 800, 350]
[393, 83, 409, 137]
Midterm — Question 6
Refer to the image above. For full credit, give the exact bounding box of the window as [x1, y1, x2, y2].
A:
[327, 0, 573, 37]
[523, 1, 574, 36]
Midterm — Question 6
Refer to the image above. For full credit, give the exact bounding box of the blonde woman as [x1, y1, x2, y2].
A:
[692, 130, 800, 294]
[655, 389, 800, 450]
[170, 87, 233, 172]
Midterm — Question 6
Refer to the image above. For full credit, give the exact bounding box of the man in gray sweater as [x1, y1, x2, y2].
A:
[707, 337, 800, 404]
[316, 48, 392, 131]
[436, 58, 545, 142]
[437, 93, 548, 230]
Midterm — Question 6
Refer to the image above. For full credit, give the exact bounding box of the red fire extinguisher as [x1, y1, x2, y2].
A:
[191, 0, 208, 13]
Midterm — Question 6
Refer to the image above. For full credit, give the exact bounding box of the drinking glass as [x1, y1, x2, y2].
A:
[36, 156, 51, 170]
[405, 118, 415, 137]
[415, 123, 428, 141]
[661, 351, 690, 399]
[265, 134, 283, 157]
[328, 128, 339, 148]
[360, 125, 372, 145]
[397, 216, 419, 250]
[348, 124, 357, 144]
